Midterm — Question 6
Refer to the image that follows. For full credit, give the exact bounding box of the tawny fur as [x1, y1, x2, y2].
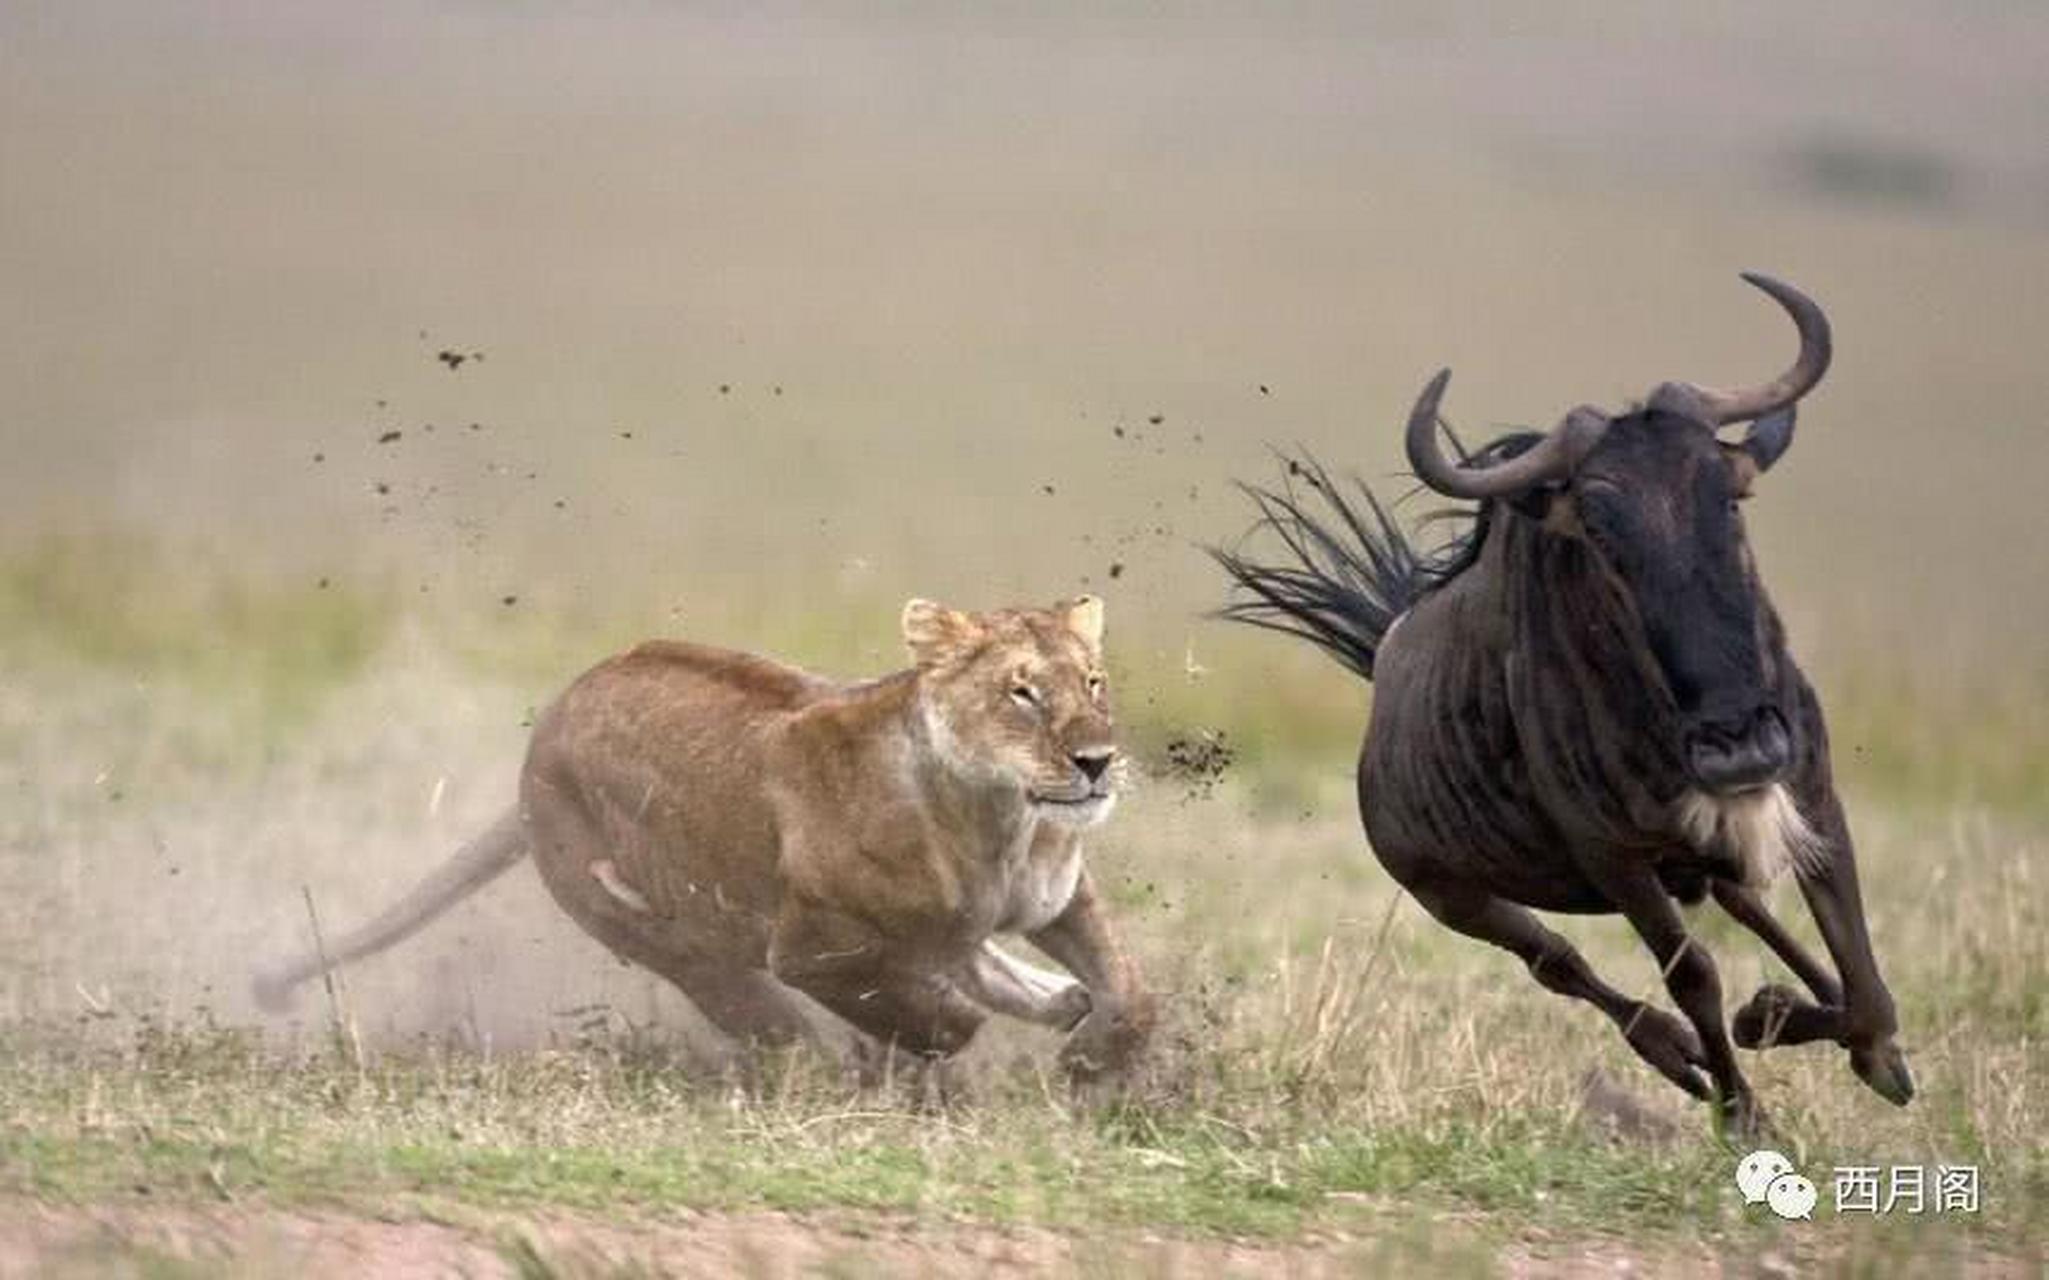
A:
[254, 596, 1155, 1078]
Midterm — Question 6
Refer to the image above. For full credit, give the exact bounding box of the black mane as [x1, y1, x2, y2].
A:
[1207, 434, 1540, 681]
[1204, 434, 1532, 679]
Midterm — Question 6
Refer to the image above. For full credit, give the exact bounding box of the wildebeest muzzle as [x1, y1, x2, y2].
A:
[1685, 705, 1793, 793]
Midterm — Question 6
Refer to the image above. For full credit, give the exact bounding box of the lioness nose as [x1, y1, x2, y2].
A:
[1071, 749, 1114, 783]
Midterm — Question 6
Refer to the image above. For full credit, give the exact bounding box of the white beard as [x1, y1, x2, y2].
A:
[1675, 783, 1829, 888]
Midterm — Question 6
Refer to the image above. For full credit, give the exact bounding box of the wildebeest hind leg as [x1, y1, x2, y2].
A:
[1411, 884, 1713, 1101]
[1710, 880, 1846, 1049]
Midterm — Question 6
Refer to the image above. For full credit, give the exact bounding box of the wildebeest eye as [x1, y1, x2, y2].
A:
[1576, 495, 1622, 542]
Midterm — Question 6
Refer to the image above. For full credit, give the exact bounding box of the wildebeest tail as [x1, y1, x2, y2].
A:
[251, 806, 528, 1012]
[1210, 452, 1462, 682]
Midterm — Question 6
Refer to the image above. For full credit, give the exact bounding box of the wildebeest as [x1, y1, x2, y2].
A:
[1214, 274, 1912, 1132]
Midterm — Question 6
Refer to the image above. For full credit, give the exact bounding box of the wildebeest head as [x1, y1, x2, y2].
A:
[1404, 273, 1831, 795]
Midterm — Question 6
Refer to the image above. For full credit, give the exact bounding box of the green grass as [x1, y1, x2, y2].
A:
[0, 531, 391, 703]
[0, 1024, 2035, 1257]
[5, 530, 2040, 810]
[0, 532, 396, 790]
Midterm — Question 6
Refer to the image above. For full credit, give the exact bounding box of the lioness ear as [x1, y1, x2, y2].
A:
[902, 598, 978, 665]
[1061, 595, 1105, 653]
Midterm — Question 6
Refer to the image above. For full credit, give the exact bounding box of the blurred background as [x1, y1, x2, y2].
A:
[4, 2, 2046, 1047]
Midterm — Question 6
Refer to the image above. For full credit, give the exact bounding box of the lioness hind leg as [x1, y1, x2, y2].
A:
[660, 959, 817, 1051]
[527, 805, 815, 1056]
[768, 907, 988, 1059]
[564, 909, 816, 1053]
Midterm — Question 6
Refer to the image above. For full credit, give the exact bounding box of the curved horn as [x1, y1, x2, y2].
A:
[1405, 369, 1609, 500]
[1681, 272, 1832, 426]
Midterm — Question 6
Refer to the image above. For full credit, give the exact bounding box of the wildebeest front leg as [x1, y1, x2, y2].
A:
[1411, 884, 1713, 1101]
[1792, 794, 1914, 1105]
[1593, 866, 1761, 1134]
[1711, 880, 1848, 1049]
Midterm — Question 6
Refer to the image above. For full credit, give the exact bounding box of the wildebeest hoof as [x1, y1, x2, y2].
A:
[1622, 1007, 1712, 1100]
[1732, 983, 1806, 1049]
[1715, 1092, 1771, 1143]
[1852, 1042, 1915, 1106]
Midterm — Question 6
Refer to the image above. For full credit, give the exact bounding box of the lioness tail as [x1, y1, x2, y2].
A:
[251, 807, 528, 1013]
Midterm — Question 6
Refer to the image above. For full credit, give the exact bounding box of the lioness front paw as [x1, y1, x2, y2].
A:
[1058, 990, 1157, 1082]
[1047, 982, 1093, 1032]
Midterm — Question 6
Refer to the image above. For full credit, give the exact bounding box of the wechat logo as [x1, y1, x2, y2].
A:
[1738, 1149, 1818, 1221]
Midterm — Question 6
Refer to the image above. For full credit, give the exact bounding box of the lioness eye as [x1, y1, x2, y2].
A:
[1086, 674, 1105, 698]
[1010, 684, 1039, 707]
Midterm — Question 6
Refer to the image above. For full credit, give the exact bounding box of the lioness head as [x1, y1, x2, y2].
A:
[902, 595, 1119, 827]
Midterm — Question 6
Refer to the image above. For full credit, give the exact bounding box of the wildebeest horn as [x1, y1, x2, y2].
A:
[1674, 272, 1832, 426]
[1405, 369, 1610, 499]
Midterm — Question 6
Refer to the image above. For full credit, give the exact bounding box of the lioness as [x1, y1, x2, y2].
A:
[254, 595, 1154, 1078]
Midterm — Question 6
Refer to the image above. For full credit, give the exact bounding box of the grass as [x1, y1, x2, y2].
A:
[5, 530, 2040, 807]
[1, 1012, 2038, 1271]
[4, 533, 2046, 1273]
[0, 531, 392, 712]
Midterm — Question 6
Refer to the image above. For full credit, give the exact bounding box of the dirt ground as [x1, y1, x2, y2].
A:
[12, 1200, 2044, 1280]
[0, 1199, 1730, 1279]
